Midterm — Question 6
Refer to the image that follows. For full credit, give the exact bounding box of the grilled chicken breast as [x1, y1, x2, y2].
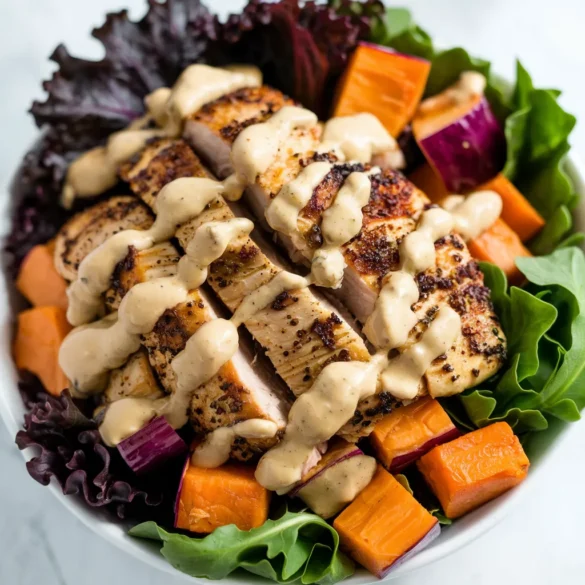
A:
[120, 138, 396, 438]
[183, 87, 506, 398]
[54, 197, 290, 460]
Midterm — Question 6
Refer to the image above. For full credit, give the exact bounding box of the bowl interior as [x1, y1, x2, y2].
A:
[1, 154, 583, 584]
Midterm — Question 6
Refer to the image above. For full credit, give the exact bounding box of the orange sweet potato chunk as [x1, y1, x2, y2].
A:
[467, 218, 531, 285]
[334, 43, 431, 137]
[333, 466, 438, 578]
[14, 306, 72, 396]
[175, 463, 270, 534]
[476, 174, 545, 242]
[16, 245, 68, 309]
[371, 397, 458, 472]
[417, 422, 529, 519]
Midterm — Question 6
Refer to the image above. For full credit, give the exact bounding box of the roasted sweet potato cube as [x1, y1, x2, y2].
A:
[333, 466, 439, 577]
[334, 43, 431, 137]
[13, 306, 72, 396]
[175, 462, 270, 534]
[371, 397, 459, 472]
[417, 422, 529, 519]
[16, 245, 68, 309]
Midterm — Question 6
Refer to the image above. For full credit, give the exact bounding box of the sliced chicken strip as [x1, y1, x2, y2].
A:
[54, 197, 290, 460]
[183, 88, 506, 399]
[54, 196, 153, 282]
[119, 139, 393, 438]
[186, 86, 294, 179]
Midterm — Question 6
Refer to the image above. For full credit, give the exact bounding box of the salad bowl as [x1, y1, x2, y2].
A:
[2, 1, 584, 583]
[1, 140, 583, 585]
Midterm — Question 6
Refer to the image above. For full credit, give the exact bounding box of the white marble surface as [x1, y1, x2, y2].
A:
[1, 1, 585, 584]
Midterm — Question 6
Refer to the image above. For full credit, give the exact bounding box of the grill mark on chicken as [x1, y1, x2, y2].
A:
[311, 313, 342, 350]
[344, 223, 402, 278]
[105, 242, 181, 311]
[301, 162, 366, 225]
[120, 138, 211, 208]
[271, 291, 299, 311]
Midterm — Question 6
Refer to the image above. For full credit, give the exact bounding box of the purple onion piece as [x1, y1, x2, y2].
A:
[419, 96, 506, 193]
[379, 521, 441, 578]
[289, 447, 364, 498]
[117, 417, 187, 475]
[389, 426, 461, 473]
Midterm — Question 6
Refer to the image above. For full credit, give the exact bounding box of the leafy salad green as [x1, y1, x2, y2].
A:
[130, 511, 354, 584]
[458, 248, 585, 432]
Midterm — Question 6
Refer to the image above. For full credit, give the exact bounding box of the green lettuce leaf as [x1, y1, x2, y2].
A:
[129, 511, 354, 584]
[530, 205, 572, 255]
[370, 7, 434, 60]
[502, 61, 578, 250]
[458, 249, 585, 432]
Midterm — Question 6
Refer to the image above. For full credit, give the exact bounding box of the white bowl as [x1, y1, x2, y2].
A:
[1, 150, 583, 584]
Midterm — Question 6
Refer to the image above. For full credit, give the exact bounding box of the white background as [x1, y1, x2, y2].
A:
[1, 1, 584, 584]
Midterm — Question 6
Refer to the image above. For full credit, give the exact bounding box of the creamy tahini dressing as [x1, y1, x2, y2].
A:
[230, 106, 318, 189]
[192, 419, 278, 468]
[296, 454, 377, 519]
[62, 126, 165, 208]
[167, 319, 240, 429]
[99, 397, 158, 447]
[263, 114, 402, 291]
[322, 113, 404, 164]
[418, 71, 487, 116]
[381, 307, 462, 400]
[59, 315, 141, 394]
[363, 207, 454, 349]
[311, 171, 372, 288]
[66, 177, 226, 326]
[231, 271, 311, 327]
[441, 191, 503, 241]
[164, 64, 262, 135]
[99, 319, 240, 446]
[265, 162, 333, 235]
[255, 355, 385, 492]
[63, 213, 251, 380]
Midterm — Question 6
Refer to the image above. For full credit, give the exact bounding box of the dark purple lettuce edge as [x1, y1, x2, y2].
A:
[15, 373, 184, 522]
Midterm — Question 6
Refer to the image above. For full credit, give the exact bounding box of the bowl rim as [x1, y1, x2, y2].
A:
[1, 144, 583, 585]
